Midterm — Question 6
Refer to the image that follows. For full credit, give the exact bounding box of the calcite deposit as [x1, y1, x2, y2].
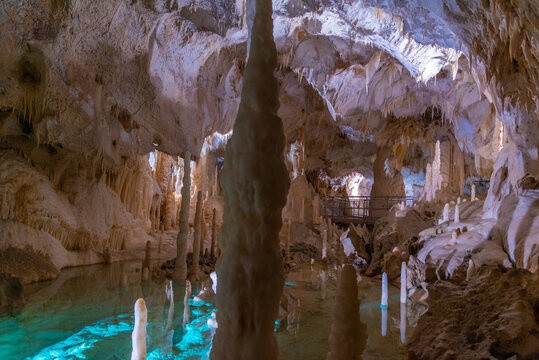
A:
[0, 0, 538, 358]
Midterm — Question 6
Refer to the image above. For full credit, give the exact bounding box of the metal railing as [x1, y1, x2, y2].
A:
[323, 196, 413, 224]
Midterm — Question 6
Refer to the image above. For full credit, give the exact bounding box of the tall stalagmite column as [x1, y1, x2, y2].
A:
[173, 151, 191, 281]
[210, 0, 290, 358]
[190, 191, 203, 280]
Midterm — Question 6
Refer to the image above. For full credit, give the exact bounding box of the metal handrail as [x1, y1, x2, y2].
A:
[322, 195, 413, 224]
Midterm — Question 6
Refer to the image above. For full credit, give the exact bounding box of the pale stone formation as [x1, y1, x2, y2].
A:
[210, 0, 290, 358]
[471, 184, 476, 201]
[322, 230, 328, 260]
[425, 164, 432, 202]
[457, 197, 461, 204]
[381, 272, 388, 308]
[131, 298, 147, 360]
[466, 259, 477, 281]
[432, 140, 442, 194]
[449, 230, 458, 246]
[211, 208, 217, 259]
[443, 203, 450, 222]
[327, 265, 366, 360]
[400, 262, 407, 304]
[173, 151, 191, 281]
[454, 204, 460, 223]
[190, 191, 203, 280]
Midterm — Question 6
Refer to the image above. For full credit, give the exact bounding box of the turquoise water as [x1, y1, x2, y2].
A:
[0, 262, 424, 359]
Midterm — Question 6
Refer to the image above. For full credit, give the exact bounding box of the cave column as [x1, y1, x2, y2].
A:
[210, 0, 290, 357]
[173, 152, 191, 281]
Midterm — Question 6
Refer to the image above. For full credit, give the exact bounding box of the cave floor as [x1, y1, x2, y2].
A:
[0, 262, 424, 359]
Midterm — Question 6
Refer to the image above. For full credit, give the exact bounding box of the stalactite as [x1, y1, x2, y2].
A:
[189, 191, 203, 280]
[211, 0, 290, 357]
[173, 151, 191, 281]
[327, 265, 366, 360]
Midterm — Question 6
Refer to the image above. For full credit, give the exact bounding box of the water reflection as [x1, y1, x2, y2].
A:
[0, 261, 427, 360]
[400, 303, 406, 344]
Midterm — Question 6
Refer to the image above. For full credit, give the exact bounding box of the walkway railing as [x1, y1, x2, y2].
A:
[323, 196, 414, 224]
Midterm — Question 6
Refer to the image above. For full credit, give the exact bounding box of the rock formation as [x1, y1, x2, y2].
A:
[173, 152, 191, 281]
[189, 191, 203, 280]
[211, 0, 290, 358]
[131, 298, 147, 360]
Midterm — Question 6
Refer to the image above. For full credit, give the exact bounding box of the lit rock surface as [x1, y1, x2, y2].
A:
[0, 0, 537, 286]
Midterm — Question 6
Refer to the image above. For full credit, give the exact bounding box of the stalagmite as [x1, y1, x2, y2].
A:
[457, 197, 461, 205]
[443, 203, 450, 222]
[400, 262, 407, 304]
[173, 151, 191, 281]
[142, 240, 151, 271]
[425, 164, 432, 202]
[454, 204, 460, 223]
[381, 272, 388, 308]
[120, 273, 128, 287]
[466, 259, 477, 281]
[190, 191, 203, 280]
[327, 265, 366, 360]
[471, 184, 476, 201]
[131, 298, 147, 360]
[322, 230, 328, 260]
[142, 268, 149, 282]
[211, 208, 217, 259]
[211, 0, 290, 357]
[449, 230, 457, 246]
[213, 165, 219, 196]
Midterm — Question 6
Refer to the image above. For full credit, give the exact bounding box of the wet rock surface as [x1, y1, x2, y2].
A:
[408, 265, 539, 360]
